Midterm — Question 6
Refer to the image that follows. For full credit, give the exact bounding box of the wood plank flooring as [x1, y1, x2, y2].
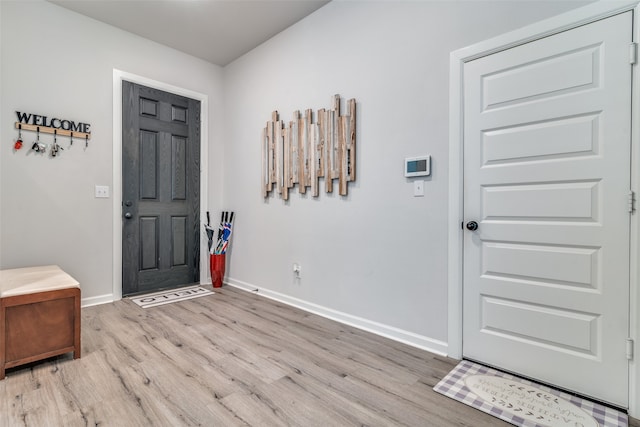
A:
[0, 285, 634, 426]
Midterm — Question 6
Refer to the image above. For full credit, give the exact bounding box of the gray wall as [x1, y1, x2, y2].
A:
[221, 0, 591, 352]
[0, 0, 225, 304]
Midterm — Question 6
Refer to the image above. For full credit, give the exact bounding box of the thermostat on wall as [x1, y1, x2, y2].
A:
[404, 155, 431, 177]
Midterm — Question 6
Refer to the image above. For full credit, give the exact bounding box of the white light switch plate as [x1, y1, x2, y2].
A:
[95, 185, 110, 198]
[414, 180, 424, 197]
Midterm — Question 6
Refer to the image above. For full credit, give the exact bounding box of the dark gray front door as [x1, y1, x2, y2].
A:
[122, 81, 200, 296]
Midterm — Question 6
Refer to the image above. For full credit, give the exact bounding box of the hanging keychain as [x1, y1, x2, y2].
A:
[14, 124, 23, 150]
[85, 134, 88, 148]
[51, 129, 63, 157]
[70, 132, 73, 146]
[38, 128, 46, 152]
[32, 127, 44, 152]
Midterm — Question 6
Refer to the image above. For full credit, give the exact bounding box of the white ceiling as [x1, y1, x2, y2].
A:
[48, 0, 330, 66]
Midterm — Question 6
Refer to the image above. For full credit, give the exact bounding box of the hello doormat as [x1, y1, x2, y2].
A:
[130, 286, 214, 308]
[433, 360, 627, 427]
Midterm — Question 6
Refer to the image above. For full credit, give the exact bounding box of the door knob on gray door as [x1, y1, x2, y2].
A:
[124, 212, 132, 219]
[466, 221, 478, 231]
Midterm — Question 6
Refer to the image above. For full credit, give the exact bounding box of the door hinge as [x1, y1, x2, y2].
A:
[629, 191, 636, 213]
[631, 43, 638, 65]
[627, 338, 634, 360]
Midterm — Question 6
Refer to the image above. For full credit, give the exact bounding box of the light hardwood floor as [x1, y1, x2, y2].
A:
[0, 285, 635, 426]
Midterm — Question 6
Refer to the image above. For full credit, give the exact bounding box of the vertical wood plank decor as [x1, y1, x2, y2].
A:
[317, 109, 326, 179]
[332, 96, 340, 181]
[267, 120, 274, 192]
[339, 115, 348, 196]
[291, 116, 299, 186]
[275, 120, 283, 195]
[325, 109, 335, 194]
[310, 123, 319, 197]
[347, 98, 356, 182]
[296, 111, 306, 194]
[305, 109, 313, 188]
[261, 127, 268, 198]
[262, 95, 356, 200]
[271, 111, 278, 188]
[283, 126, 290, 201]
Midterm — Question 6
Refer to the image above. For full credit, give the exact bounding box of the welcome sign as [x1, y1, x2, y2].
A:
[16, 111, 91, 134]
[12, 110, 93, 156]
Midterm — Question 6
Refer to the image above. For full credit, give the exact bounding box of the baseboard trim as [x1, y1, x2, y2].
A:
[82, 293, 113, 308]
[226, 277, 448, 356]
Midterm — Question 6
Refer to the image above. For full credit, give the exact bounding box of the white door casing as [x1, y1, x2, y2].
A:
[461, 12, 631, 407]
[112, 70, 210, 302]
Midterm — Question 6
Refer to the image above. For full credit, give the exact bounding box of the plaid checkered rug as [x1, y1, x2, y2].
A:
[434, 360, 627, 427]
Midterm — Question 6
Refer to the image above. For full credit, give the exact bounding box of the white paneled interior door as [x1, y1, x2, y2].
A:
[462, 12, 632, 407]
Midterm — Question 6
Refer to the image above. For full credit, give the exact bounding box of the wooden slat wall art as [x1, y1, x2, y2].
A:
[262, 95, 356, 199]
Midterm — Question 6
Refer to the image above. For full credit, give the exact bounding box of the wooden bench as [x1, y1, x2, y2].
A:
[0, 265, 81, 379]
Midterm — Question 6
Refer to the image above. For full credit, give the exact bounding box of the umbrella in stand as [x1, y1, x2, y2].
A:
[214, 211, 235, 254]
[204, 211, 215, 253]
[216, 211, 225, 249]
[210, 211, 234, 288]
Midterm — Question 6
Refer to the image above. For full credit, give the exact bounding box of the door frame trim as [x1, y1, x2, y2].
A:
[112, 69, 209, 301]
[448, 0, 640, 415]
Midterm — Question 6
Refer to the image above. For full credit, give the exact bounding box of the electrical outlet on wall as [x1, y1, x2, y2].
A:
[95, 185, 110, 198]
[293, 263, 302, 277]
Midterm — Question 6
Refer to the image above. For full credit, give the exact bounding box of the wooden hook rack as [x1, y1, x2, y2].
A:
[15, 122, 91, 140]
